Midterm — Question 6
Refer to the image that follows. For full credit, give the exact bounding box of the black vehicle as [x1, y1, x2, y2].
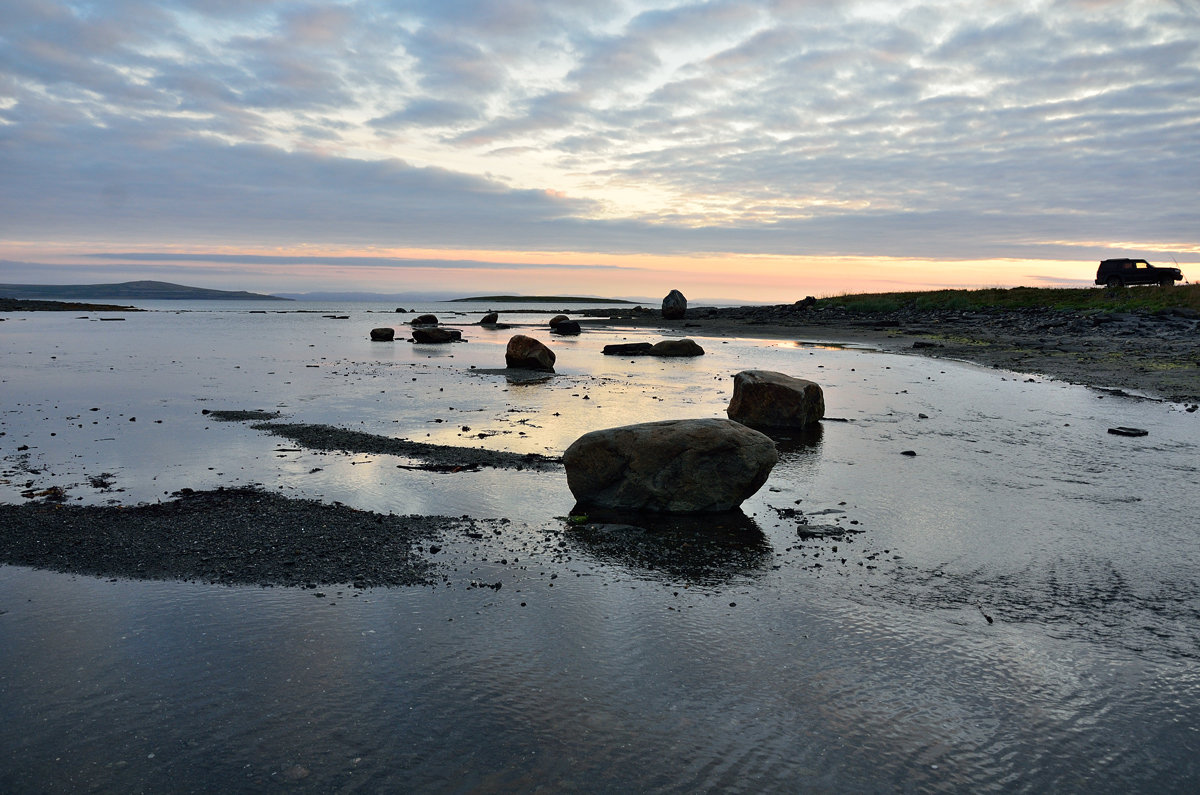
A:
[1095, 258, 1182, 287]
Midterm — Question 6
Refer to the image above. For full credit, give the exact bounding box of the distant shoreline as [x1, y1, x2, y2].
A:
[451, 295, 638, 304]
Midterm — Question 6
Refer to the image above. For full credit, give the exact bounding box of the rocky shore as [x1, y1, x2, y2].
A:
[579, 302, 1200, 404]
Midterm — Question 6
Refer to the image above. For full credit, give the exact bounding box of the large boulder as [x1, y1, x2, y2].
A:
[662, 289, 687, 320]
[505, 335, 556, 371]
[411, 314, 438, 326]
[369, 327, 395, 341]
[563, 418, 778, 513]
[412, 327, 461, 344]
[480, 312, 499, 325]
[551, 320, 581, 335]
[726, 370, 824, 429]
[650, 339, 704, 357]
[548, 314, 570, 327]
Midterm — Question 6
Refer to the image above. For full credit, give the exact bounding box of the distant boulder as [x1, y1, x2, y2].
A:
[650, 339, 704, 357]
[412, 327, 461, 344]
[549, 314, 570, 327]
[662, 289, 687, 320]
[411, 314, 438, 326]
[395, 307, 407, 313]
[727, 370, 824, 429]
[505, 335, 556, 371]
[563, 418, 777, 513]
[552, 320, 581, 335]
[480, 312, 499, 325]
[369, 327, 395, 341]
[602, 342, 654, 356]
[794, 296, 816, 309]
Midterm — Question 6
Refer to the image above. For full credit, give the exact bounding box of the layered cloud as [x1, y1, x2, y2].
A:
[2, 0, 1197, 285]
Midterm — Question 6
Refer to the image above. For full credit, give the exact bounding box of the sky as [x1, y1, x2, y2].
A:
[2, 0, 1198, 302]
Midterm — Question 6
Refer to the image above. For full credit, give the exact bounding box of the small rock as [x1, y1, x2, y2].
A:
[411, 314, 438, 326]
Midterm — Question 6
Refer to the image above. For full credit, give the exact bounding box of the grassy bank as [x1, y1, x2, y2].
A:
[819, 284, 1200, 314]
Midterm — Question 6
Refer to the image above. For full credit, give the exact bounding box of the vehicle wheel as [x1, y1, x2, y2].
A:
[1107, 277, 1123, 287]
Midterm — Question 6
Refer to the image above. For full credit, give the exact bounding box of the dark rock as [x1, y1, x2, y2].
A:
[480, 312, 499, 325]
[395, 307, 407, 313]
[505, 335, 556, 371]
[1107, 426, 1148, 437]
[551, 320, 581, 335]
[411, 314, 438, 326]
[662, 289, 687, 320]
[795, 296, 817, 309]
[727, 370, 825, 429]
[602, 342, 654, 356]
[563, 418, 777, 513]
[549, 314, 570, 327]
[369, 327, 395, 341]
[650, 338, 704, 357]
[412, 327, 461, 344]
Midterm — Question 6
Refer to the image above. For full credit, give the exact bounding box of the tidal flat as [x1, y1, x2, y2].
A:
[2, 300, 1199, 792]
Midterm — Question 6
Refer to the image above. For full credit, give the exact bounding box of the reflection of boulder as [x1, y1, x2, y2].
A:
[369, 327, 395, 341]
[563, 418, 777, 512]
[505, 334, 556, 371]
[566, 509, 771, 584]
[727, 370, 824, 429]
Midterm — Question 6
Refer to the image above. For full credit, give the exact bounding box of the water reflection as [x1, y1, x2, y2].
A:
[566, 508, 772, 584]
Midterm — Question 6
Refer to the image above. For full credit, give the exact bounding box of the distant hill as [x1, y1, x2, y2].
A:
[0, 280, 290, 301]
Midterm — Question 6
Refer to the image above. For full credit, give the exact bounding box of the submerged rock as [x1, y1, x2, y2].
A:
[369, 327, 395, 341]
[563, 418, 777, 513]
[505, 335, 556, 371]
[662, 289, 687, 320]
[602, 342, 655, 356]
[727, 370, 824, 429]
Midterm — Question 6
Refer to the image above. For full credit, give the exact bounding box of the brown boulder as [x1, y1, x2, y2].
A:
[650, 339, 704, 357]
[662, 289, 687, 319]
[726, 370, 824, 429]
[505, 335, 556, 371]
[412, 327, 462, 344]
[563, 418, 777, 513]
[369, 327, 395, 341]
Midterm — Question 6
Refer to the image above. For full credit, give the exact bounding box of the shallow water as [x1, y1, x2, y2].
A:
[2, 301, 1199, 792]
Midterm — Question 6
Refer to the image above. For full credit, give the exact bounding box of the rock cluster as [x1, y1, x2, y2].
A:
[601, 339, 704, 357]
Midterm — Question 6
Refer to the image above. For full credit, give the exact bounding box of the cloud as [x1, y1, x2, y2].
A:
[1, 0, 1197, 287]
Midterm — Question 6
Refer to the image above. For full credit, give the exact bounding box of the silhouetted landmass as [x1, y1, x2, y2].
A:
[452, 295, 638, 303]
[0, 280, 290, 301]
[0, 297, 140, 312]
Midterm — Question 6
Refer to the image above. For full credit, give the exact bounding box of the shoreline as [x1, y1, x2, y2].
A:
[576, 304, 1200, 405]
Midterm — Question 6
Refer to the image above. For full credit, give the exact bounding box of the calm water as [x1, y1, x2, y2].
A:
[2, 301, 1198, 792]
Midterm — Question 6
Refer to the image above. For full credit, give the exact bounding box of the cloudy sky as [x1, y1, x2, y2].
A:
[2, 0, 1197, 300]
